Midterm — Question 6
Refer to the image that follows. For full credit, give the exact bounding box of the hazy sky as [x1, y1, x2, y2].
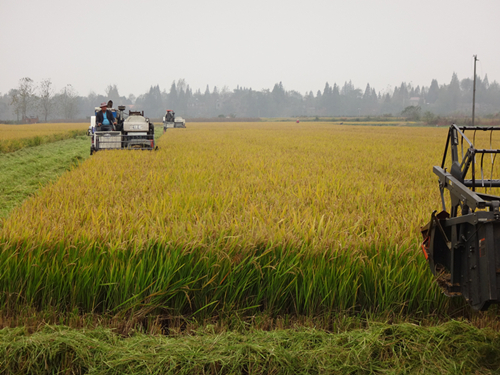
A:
[1, 0, 499, 98]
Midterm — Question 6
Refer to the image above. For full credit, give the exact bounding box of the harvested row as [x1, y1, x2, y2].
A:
[0, 123, 461, 318]
[3, 321, 499, 374]
[0, 122, 88, 153]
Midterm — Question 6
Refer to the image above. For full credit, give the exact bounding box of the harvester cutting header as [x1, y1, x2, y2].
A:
[422, 124, 500, 310]
[88, 102, 157, 154]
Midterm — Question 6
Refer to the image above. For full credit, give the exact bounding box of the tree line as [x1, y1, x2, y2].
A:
[1, 73, 499, 123]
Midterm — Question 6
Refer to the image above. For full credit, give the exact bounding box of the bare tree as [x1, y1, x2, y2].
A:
[58, 84, 79, 120]
[38, 79, 54, 122]
[10, 77, 36, 121]
[0, 93, 10, 120]
[105, 84, 120, 104]
[9, 89, 20, 121]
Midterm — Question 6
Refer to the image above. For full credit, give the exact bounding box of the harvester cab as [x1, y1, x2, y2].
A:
[421, 124, 500, 310]
[89, 105, 156, 154]
[163, 109, 186, 128]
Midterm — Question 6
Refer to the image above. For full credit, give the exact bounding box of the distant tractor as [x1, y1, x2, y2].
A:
[89, 105, 157, 154]
[163, 109, 186, 128]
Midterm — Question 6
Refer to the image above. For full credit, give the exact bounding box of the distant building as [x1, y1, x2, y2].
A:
[409, 97, 420, 106]
[22, 116, 38, 124]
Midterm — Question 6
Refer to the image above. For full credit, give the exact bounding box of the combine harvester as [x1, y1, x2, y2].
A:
[89, 105, 157, 154]
[163, 109, 186, 128]
[422, 124, 500, 310]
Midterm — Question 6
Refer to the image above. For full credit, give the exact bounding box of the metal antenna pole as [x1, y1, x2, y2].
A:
[472, 55, 478, 126]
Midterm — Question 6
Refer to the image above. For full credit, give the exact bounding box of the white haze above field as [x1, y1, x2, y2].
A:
[1, 0, 499, 97]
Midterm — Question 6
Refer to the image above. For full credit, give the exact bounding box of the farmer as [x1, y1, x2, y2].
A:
[165, 110, 175, 122]
[96, 102, 116, 131]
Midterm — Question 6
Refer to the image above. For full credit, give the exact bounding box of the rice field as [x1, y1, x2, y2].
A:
[0, 122, 484, 321]
[0, 122, 88, 153]
[1, 123, 444, 248]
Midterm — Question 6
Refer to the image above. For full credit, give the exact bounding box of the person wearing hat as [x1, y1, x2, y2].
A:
[96, 102, 116, 131]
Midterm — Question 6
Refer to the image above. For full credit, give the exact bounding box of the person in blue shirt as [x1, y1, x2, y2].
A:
[96, 102, 116, 131]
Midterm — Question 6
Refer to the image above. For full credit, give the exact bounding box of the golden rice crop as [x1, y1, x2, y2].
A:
[0, 122, 88, 153]
[0, 122, 446, 250]
[1, 122, 483, 318]
[0, 123, 88, 140]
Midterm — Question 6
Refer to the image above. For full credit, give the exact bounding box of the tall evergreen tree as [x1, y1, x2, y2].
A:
[427, 79, 440, 104]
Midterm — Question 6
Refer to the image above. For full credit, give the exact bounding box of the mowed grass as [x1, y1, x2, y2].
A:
[3, 320, 500, 374]
[0, 122, 88, 153]
[0, 122, 466, 319]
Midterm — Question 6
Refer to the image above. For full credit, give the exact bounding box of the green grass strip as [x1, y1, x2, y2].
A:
[0, 136, 90, 218]
[1, 320, 500, 374]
